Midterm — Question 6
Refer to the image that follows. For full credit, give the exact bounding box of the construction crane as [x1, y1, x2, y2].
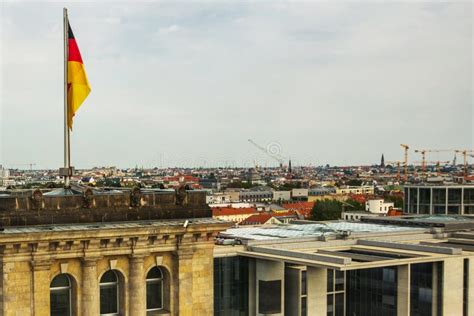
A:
[400, 144, 409, 182]
[385, 161, 403, 182]
[414, 160, 451, 176]
[414, 149, 453, 177]
[455, 150, 474, 178]
[248, 139, 286, 168]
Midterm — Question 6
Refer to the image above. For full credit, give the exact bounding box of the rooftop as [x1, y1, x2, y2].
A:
[221, 220, 425, 241]
[0, 218, 227, 234]
[0, 186, 211, 226]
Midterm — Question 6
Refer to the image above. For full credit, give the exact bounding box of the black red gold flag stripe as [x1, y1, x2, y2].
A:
[67, 22, 90, 130]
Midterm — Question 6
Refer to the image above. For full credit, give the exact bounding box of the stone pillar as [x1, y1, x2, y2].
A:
[397, 264, 410, 316]
[468, 259, 474, 316]
[31, 261, 51, 316]
[307, 266, 327, 316]
[81, 259, 100, 316]
[175, 248, 194, 316]
[129, 256, 146, 316]
[442, 258, 463, 315]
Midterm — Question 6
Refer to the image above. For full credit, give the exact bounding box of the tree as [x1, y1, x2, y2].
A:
[346, 179, 363, 186]
[311, 200, 343, 221]
[384, 195, 403, 208]
[345, 198, 365, 210]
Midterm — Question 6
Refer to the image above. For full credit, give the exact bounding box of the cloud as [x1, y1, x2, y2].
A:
[0, 1, 472, 168]
[158, 24, 181, 35]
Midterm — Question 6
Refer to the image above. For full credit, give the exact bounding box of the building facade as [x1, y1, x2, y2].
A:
[0, 188, 231, 316]
[215, 217, 474, 316]
[404, 184, 474, 215]
[366, 198, 395, 214]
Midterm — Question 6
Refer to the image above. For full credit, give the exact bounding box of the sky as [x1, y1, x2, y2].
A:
[1, 1, 473, 169]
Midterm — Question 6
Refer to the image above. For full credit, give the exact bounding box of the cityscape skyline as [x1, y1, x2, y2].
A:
[1, 1, 472, 169]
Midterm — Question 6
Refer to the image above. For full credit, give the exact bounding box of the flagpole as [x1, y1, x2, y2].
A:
[63, 8, 71, 188]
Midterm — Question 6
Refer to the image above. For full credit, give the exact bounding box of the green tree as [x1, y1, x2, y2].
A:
[345, 198, 365, 210]
[311, 200, 343, 221]
[384, 195, 403, 208]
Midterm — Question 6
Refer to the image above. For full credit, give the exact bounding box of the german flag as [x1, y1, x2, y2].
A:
[67, 22, 90, 130]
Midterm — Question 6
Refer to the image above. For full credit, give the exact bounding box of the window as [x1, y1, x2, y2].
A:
[147, 267, 163, 311]
[327, 270, 345, 316]
[100, 270, 119, 315]
[258, 280, 281, 314]
[50, 274, 72, 316]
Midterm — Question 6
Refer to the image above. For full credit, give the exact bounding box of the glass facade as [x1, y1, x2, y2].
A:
[410, 262, 442, 316]
[327, 269, 345, 316]
[214, 256, 249, 316]
[405, 186, 474, 215]
[465, 189, 474, 214]
[409, 188, 418, 213]
[346, 267, 397, 316]
[419, 188, 431, 214]
[433, 188, 446, 214]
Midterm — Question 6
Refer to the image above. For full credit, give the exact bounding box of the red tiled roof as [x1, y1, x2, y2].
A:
[347, 193, 371, 204]
[212, 207, 258, 217]
[282, 201, 315, 211]
[240, 214, 274, 225]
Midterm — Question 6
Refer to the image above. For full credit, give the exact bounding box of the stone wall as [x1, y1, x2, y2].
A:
[0, 189, 211, 227]
[0, 220, 232, 316]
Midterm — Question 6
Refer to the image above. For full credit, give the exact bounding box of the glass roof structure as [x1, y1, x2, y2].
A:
[221, 222, 424, 240]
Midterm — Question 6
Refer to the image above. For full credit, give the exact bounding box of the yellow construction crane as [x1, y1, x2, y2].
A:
[455, 150, 474, 178]
[414, 160, 451, 176]
[414, 149, 453, 177]
[400, 144, 409, 182]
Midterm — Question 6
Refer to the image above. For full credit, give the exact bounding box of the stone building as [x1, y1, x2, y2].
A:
[0, 187, 231, 316]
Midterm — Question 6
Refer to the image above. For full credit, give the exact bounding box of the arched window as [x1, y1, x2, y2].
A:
[146, 267, 163, 311]
[100, 270, 119, 315]
[50, 274, 71, 316]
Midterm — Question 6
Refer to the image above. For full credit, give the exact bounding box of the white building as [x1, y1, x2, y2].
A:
[0, 165, 11, 187]
[336, 185, 374, 195]
[273, 191, 291, 202]
[365, 199, 394, 214]
[291, 188, 308, 200]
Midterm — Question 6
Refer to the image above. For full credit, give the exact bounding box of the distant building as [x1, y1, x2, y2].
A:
[342, 211, 381, 221]
[211, 206, 258, 223]
[336, 185, 374, 195]
[307, 187, 336, 202]
[282, 201, 315, 219]
[239, 190, 272, 202]
[240, 213, 282, 225]
[273, 190, 292, 202]
[366, 199, 395, 214]
[291, 188, 309, 201]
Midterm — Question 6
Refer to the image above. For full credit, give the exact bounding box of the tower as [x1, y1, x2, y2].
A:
[288, 159, 292, 173]
[381, 154, 385, 168]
